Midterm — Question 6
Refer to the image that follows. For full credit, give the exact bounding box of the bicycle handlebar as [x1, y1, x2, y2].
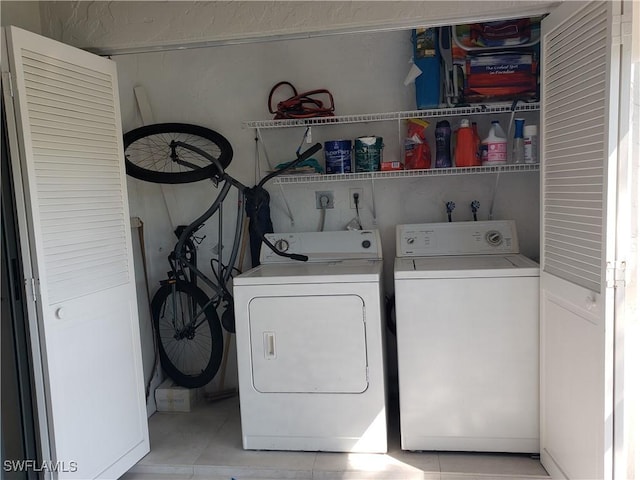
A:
[173, 142, 322, 267]
[252, 142, 322, 263]
[257, 142, 322, 188]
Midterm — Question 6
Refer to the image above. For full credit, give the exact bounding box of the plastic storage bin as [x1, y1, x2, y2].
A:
[412, 28, 441, 109]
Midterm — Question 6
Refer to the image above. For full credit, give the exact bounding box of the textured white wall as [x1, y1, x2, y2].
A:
[37, 2, 546, 391]
[39, 1, 555, 53]
[115, 28, 541, 297]
[1, 1, 42, 32]
[115, 29, 540, 392]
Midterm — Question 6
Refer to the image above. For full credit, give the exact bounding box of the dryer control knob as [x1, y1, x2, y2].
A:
[406, 237, 415, 245]
[485, 230, 503, 246]
[362, 240, 371, 249]
[274, 239, 289, 252]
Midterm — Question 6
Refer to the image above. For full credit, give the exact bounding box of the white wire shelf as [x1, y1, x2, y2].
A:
[273, 163, 539, 184]
[244, 102, 540, 129]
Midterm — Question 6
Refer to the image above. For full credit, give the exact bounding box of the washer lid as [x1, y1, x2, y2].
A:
[234, 259, 382, 286]
[394, 254, 539, 279]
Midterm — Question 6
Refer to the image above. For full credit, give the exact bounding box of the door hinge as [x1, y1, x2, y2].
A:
[613, 12, 632, 47]
[612, 14, 622, 46]
[606, 261, 626, 289]
[25, 277, 37, 303]
[1, 71, 14, 98]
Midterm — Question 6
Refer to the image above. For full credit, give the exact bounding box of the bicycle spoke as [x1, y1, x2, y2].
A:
[124, 124, 232, 184]
[153, 284, 222, 385]
[127, 133, 222, 173]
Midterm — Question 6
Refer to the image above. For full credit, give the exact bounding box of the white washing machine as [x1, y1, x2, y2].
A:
[394, 220, 540, 453]
[233, 230, 387, 453]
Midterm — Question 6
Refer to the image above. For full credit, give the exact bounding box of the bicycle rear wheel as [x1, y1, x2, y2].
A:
[151, 280, 223, 388]
[124, 123, 233, 184]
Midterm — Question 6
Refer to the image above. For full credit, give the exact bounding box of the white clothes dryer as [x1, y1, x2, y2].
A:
[233, 230, 387, 453]
[394, 221, 540, 453]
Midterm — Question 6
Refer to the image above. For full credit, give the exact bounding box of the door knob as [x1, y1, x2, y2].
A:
[585, 295, 597, 311]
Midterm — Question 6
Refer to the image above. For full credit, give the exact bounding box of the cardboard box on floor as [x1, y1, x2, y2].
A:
[155, 378, 200, 412]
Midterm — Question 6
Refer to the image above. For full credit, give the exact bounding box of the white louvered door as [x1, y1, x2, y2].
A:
[540, 2, 623, 479]
[2, 27, 149, 478]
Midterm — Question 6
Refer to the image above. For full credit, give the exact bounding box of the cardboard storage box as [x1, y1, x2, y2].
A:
[155, 378, 200, 412]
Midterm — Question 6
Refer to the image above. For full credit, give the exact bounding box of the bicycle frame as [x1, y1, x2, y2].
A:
[161, 141, 322, 331]
[166, 180, 244, 328]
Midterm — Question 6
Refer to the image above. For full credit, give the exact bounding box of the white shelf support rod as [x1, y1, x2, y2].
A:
[370, 177, 378, 226]
[278, 183, 296, 226]
[254, 127, 295, 225]
[397, 117, 403, 166]
[488, 172, 501, 220]
[256, 127, 275, 172]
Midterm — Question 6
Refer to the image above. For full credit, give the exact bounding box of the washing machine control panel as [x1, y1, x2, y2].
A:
[261, 230, 382, 263]
[396, 221, 519, 257]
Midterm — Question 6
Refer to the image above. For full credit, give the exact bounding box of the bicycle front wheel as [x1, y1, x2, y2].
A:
[124, 123, 233, 184]
[151, 281, 223, 388]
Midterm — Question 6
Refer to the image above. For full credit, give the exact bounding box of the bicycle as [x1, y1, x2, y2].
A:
[124, 123, 320, 388]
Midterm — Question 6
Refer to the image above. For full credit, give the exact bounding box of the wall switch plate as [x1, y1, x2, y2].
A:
[349, 188, 363, 209]
[315, 191, 334, 209]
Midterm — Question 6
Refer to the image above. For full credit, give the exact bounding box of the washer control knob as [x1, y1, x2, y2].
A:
[274, 239, 289, 253]
[406, 237, 415, 245]
[362, 240, 371, 249]
[485, 230, 503, 246]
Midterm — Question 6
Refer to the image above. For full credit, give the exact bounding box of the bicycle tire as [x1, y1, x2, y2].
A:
[124, 123, 233, 184]
[151, 281, 223, 388]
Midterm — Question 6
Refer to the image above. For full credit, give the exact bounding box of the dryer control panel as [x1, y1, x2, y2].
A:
[396, 221, 519, 257]
[261, 229, 382, 263]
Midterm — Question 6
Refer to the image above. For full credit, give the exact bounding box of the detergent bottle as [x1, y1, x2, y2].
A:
[524, 125, 539, 163]
[481, 120, 507, 165]
[512, 118, 525, 164]
[434, 120, 452, 168]
[454, 119, 478, 167]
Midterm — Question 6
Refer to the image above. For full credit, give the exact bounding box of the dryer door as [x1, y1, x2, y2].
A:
[249, 294, 368, 393]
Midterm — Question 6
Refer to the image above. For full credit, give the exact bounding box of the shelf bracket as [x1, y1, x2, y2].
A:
[397, 117, 403, 166]
[254, 127, 296, 226]
[277, 183, 295, 226]
[255, 128, 275, 172]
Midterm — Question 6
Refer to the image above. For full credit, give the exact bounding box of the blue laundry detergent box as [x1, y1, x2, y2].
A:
[412, 28, 441, 109]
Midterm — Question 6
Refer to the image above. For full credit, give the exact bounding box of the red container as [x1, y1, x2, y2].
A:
[454, 119, 480, 167]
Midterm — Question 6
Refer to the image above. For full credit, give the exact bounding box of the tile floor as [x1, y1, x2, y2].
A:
[123, 394, 549, 480]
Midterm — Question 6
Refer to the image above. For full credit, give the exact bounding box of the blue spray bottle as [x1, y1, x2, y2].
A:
[435, 120, 452, 168]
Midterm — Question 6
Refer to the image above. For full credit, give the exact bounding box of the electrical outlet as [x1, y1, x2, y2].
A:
[315, 191, 334, 209]
[349, 188, 363, 209]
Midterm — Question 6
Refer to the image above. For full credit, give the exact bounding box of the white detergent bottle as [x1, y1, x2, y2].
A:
[523, 125, 539, 163]
[481, 120, 508, 165]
